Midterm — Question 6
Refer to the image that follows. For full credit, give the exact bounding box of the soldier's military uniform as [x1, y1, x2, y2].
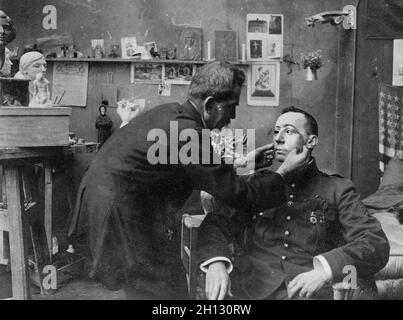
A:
[196, 158, 390, 299]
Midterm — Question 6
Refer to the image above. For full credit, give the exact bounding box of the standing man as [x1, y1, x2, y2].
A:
[198, 106, 389, 300]
[68, 62, 309, 299]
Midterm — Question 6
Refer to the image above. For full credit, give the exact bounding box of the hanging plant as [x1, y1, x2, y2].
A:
[301, 50, 324, 70]
[301, 50, 323, 80]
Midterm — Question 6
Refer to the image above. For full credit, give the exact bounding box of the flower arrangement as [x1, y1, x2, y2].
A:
[301, 50, 323, 71]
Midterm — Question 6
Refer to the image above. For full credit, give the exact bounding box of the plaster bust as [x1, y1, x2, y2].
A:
[14, 51, 50, 106]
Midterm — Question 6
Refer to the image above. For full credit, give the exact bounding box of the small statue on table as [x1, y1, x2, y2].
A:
[31, 73, 51, 106]
[95, 100, 113, 147]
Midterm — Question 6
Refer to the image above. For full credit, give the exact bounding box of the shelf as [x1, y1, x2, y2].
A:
[45, 57, 251, 66]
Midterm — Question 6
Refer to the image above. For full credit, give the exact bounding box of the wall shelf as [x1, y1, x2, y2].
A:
[45, 57, 251, 67]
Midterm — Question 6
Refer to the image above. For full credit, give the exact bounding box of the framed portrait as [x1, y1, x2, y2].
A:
[163, 64, 196, 85]
[178, 27, 203, 61]
[247, 62, 280, 107]
[131, 63, 163, 84]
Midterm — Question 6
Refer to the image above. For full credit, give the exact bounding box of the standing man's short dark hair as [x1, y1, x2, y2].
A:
[188, 61, 246, 103]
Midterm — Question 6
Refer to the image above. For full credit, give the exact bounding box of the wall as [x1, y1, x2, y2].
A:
[3, 0, 354, 182]
[350, 0, 394, 197]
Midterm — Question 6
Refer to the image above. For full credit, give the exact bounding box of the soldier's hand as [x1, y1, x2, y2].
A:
[287, 268, 330, 299]
[205, 262, 233, 300]
[276, 145, 309, 178]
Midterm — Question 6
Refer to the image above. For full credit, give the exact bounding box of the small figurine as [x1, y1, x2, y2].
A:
[30, 72, 51, 106]
[0, 47, 13, 77]
[95, 100, 113, 147]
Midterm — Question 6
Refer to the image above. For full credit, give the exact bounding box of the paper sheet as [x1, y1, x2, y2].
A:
[52, 62, 89, 107]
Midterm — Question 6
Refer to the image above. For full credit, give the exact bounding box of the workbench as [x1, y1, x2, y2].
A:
[0, 142, 98, 300]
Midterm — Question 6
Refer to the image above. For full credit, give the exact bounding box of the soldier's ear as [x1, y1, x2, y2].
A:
[306, 135, 318, 150]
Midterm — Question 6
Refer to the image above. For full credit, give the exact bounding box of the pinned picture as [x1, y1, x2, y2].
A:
[247, 62, 280, 106]
[250, 39, 263, 59]
[269, 15, 283, 35]
[131, 63, 163, 83]
[158, 81, 171, 96]
[247, 14, 284, 61]
[267, 41, 282, 58]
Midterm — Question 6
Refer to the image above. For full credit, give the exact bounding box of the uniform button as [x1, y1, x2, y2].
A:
[281, 256, 287, 261]
[286, 216, 292, 221]
[287, 201, 294, 208]
[284, 230, 290, 236]
[284, 243, 289, 248]
[291, 183, 296, 188]
[259, 212, 264, 217]
[289, 195, 295, 200]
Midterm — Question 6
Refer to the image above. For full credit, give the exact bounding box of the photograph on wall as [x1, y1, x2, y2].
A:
[163, 64, 196, 85]
[158, 81, 172, 97]
[248, 19, 268, 33]
[393, 39, 403, 86]
[247, 62, 280, 106]
[131, 63, 163, 84]
[269, 15, 283, 35]
[177, 27, 203, 61]
[91, 39, 105, 59]
[121, 36, 137, 59]
[267, 40, 282, 58]
[247, 13, 284, 61]
[214, 30, 238, 62]
[249, 39, 263, 59]
[144, 41, 158, 60]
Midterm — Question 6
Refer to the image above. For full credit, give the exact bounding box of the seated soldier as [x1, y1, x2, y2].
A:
[196, 106, 390, 300]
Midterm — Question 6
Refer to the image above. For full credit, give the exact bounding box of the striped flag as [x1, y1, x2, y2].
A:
[379, 83, 403, 172]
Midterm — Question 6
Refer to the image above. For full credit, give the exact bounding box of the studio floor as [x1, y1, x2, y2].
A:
[0, 265, 126, 300]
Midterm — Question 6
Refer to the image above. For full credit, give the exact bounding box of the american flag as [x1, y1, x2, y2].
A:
[379, 83, 403, 172]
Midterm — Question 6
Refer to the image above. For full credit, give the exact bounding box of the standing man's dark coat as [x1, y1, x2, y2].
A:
[68, 101, 286, 299]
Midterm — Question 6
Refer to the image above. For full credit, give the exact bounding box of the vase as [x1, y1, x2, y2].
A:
[306, 67, 318, 81]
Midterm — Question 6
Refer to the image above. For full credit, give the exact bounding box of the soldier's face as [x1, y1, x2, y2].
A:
[273, 112, 308, 162]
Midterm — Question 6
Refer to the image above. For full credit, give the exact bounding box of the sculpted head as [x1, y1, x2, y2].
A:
[18, 51, 47, 81]
[0, 10, 16, 46]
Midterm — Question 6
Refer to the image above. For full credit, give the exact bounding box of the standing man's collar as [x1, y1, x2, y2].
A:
[182, 99, 207, 128]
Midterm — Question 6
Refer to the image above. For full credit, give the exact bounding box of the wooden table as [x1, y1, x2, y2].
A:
[0, 143, 98, 300]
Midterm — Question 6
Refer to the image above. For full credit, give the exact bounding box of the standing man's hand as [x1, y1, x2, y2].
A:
[235, 143, 275, 171]
[205, 262, 232, 300]
[276, 145, 309, 178]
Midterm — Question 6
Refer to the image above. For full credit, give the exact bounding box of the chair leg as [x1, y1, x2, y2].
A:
[0, 231, 8, 265]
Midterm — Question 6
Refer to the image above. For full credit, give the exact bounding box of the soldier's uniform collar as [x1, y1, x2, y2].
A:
[284, 157, 319, 186]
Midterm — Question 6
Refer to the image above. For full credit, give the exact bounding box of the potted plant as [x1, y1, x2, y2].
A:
[301, 50, 323, 80]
